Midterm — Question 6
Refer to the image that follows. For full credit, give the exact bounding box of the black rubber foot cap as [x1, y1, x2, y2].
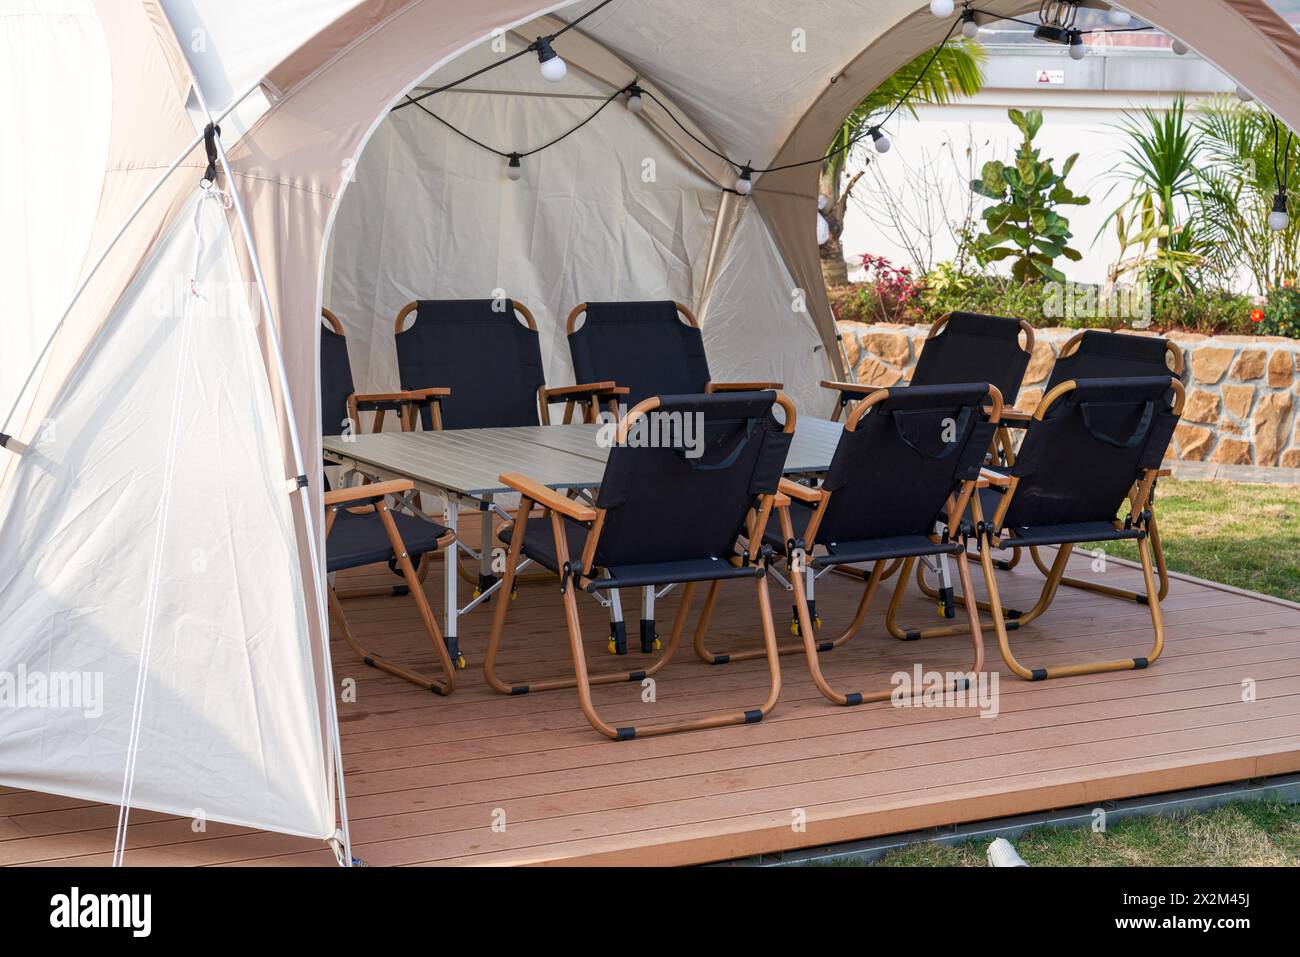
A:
[712, 654, 730, 665]
[510, 685, 529, 695]
[743, 709, 763, 724]
[1030, 668, 1048, 681]
[615, 727, 636, 741]
[904, 629, 921, 641]
[817, 641, 834, 653]
[362, 656, 376, 667]
[1133, 656, 1149, 669]
[1135, 594, 1150, 605]
[627, 670, 646, 682]
[844, 692, 863, 706]
[953, 677, 970, 691]
[392, 585, 410, 597]
[1006, 608, 1023, 620]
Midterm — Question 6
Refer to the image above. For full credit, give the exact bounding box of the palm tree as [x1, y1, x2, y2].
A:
[1195, 96, 1300, 292]
[821, 38, 985, 286]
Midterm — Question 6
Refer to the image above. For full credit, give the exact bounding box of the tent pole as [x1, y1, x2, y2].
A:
[0, 80, 265, 443]
[190, 83, 354, 867]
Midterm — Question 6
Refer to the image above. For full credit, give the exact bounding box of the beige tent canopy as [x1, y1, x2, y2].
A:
[2, 0, 1298, 861]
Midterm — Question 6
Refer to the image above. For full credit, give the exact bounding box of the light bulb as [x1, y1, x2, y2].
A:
[1171, 39, 1188, 56]
[1270, 192, 1289, 232]
[735, 166, 753, 196]
[930, 0, 955, 18]
[626, 90, 644, 113]
[1236, 85, 1254, 103]
[961, 13, 980, 39]
[535, 36, 566, 82]
[870, 127, 891, 154]
[1107, 8, 1132, 27]
[506, 153, 522, 181]
[816, 212, 830, 246]
[1069, 31, 1086, 60]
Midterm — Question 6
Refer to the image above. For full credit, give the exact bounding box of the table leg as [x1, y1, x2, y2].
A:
[444, 499, 461, 666]
[478, 496, 496, 600]
[640, 584, 657, 654]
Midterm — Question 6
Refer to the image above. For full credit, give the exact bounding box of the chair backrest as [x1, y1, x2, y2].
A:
[1044, 330, 1182, 392]
[567, 301, 710, 407]
[588, 391, 793, 569]
[320, 308, 356, 437]
[911, 312, 1034, 405]
[395, 299, 545, 429]
[813, 383, 1000, 547]
[999, 376, 1183, 531]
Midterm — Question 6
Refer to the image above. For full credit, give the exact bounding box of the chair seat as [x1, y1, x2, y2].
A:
[501, 515, 762, 590]
[996, 520, 1143, 549]
[327, 508, 449, 573]
[817, 535, 962, 566]
[763, 499, 960, 566]
[499, 514, 591, 573]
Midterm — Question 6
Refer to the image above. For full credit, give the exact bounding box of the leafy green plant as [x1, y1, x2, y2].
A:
[1101, 97, 1206, 296]
[971, 109, 1089, 283]
[1259, 284, 1300, 338]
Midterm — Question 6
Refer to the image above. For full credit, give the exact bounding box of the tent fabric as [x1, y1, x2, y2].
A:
[4, 0, 1300, 848]
[0, 192, 333, 839]
[325, 32, 724, 400]
[0, 0, 111, 434]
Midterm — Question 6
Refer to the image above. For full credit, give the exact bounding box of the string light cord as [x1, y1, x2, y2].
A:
[395, 0, 618, 111]
[394, 0, 1286, 201]
[403, 81, 633, 159]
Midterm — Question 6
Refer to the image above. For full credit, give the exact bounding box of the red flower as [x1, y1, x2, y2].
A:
[1251, 308, 1265, 323]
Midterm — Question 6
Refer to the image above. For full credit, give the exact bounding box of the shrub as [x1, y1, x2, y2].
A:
[1258, 285, 1300, 338]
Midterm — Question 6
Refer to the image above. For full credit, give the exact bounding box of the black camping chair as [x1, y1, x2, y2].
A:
[968, 375, 1185, 681]
[819, 313, 1034, 621]
[482, 391, 797, 740]
[394, 298, 624, 430]
[692, 383, 1002, 706]
[822, 312, 1035, 422]
[565, 301, 782, 408]
[320, 309, 460, 692]
[1012, 330, 1183, 605]
[565, 300, 782, 649]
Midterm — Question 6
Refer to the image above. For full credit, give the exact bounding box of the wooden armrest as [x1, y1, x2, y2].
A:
[354, 388, 449, 407]
[820, 379, 880, 397]
[998, 407, 1032, 424]
[1155, 467, 1172, 478]
[401, 387, 451, 400]
[543, 381, 629, 399]
[979, 468, 1013, 487]
[779, 478, 824, 503]
[707, 380, 784, 393]
[499, 472, 598, 522]
[324, 479, 413, 507]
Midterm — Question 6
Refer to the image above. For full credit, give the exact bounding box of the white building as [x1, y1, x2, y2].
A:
[841, 19, 1241, 286]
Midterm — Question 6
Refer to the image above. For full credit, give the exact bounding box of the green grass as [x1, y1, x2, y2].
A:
[1106, 478, 1300, 603]
[860, 802, 1300, 867]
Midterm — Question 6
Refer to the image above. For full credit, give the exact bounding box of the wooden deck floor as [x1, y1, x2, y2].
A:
[6, 537, 1300, 866]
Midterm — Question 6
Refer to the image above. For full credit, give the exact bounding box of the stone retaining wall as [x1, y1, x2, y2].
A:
[837, 321, 1300, 469]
